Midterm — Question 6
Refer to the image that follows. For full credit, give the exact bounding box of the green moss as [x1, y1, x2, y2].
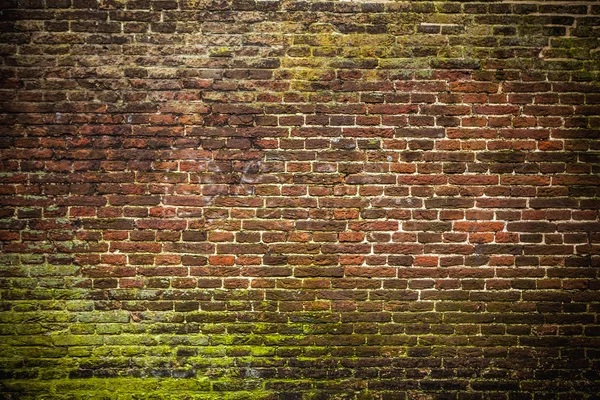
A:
[12, 301, 39, 312]
[147, 346, 172, 357]
[249, 347, 275, 357]
[209, 47, 233, 57]
[210, 334, 264, 346]
[52, 335, 104, 347]
[190, 356, 234, 368]
[30, 265, 80, 277]
[77, 311, 130, 324]
[7, 335, 53, 346]
[20, 254, 45, 264]
[249, 323, 276, 334]
[67, 346, 94, 357]
[57, 285, 89, 297]
[65, 300, 94, 311]
[104, 334, 157, 346]
[0, 254, 19, 265]
[68, 323, 96, 335]
[158, 335, 209, 346]
[377, 58, 430, 70]
[263, 334, 309, 346]
[32, 377, 218, 398]
[196, 346, 227, 357]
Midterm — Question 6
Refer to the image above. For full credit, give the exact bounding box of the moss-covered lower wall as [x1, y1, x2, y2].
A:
[1, 0, 600, 398]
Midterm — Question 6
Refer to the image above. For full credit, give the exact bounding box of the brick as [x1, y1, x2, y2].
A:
[1, 1, 599, 397]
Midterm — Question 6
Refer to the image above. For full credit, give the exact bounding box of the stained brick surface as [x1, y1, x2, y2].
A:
[1, 0, 600, 398]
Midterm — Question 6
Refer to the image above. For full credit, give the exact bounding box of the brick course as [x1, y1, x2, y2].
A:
[1, 0, 600, 398]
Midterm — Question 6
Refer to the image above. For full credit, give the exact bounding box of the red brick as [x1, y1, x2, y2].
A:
[2, 2, 598, 396]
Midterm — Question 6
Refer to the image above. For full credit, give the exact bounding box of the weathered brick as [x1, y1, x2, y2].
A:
[0, 0, 598, 397]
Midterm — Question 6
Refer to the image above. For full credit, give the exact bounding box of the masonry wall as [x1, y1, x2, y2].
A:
[1, 0, 599, 398]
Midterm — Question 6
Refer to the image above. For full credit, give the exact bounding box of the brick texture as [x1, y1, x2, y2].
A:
[1, 0, 600, 398]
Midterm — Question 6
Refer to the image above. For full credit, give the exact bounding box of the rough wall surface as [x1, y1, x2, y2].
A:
[1, 0, 600, 398]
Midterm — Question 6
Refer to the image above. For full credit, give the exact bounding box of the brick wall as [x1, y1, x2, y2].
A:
[1, 0, 599, 398]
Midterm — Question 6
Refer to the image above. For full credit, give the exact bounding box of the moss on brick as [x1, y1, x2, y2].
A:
[0, 0, 599, 397]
